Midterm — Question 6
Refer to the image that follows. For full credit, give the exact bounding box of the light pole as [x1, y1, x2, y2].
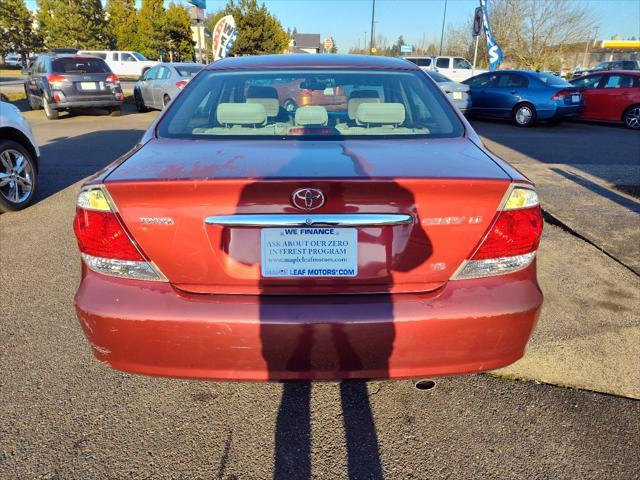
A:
[369, 0, 376, 54]
[364, 31, 367, 53]
[439, 0, 448, 56]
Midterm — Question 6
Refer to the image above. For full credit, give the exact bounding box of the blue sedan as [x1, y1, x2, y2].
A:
[462, 70, 584, 126]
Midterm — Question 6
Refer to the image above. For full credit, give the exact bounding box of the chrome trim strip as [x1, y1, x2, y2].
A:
[205, 213, 413, 228]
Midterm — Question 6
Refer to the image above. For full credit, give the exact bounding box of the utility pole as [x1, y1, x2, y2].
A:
[439, 0, 448, 56]
[369, 0, 376, 54]
[364, 31, 367, 53]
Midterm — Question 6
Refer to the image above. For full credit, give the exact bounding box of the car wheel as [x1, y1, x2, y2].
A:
[0, 140, 37, 212]
[42, 95, 59, 120]
[134, 90, 147, 112]
[623, 105, 640, 130]
[284, 99, 298, 113]
[163, 94, 170, 109]
[513, 103, 536, 127]
[110, 106, 122, 117]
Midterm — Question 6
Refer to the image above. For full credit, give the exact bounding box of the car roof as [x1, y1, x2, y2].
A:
[575, 70, 640, 77]
[207, 54, 419, 70]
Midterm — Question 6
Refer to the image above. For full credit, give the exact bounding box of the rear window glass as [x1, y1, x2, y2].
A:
[176, 65, 203, 77]
[406, 58, 431, 67]
[157, 68, 464, 140]
[52, 57, 110, 74]
[426, 71, 451, 83]
[536, 72, 570, 87]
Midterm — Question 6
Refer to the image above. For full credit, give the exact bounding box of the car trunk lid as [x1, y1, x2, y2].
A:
[104, 138, 513, 295]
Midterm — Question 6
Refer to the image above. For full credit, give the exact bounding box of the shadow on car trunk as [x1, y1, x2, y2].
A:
[229, 144, 432, 479]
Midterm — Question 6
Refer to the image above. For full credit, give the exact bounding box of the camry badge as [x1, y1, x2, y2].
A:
[292, 188, 326, 211]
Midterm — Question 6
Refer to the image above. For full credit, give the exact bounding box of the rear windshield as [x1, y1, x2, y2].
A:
[52, 57, 110, 74]
[157, 68, 464, 140]
[536, 72, 570, 87]
[426, 71, 451, 83]
[176, 65, 203, 77]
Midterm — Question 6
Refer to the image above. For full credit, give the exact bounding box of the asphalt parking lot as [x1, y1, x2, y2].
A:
[1, 104, 639, 479]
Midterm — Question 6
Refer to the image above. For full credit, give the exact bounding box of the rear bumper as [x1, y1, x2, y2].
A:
[52, 98, 123, 109]
[75, 264, 542, 381]
[539, 104, 583, 120]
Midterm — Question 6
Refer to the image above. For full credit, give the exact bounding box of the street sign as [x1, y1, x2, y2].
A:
[187, 0, 206, 8]
[400, 44, 413, 53]
[473, 6, 483, 37]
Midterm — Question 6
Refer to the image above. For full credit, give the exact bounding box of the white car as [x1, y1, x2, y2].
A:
[0, 101, 39, 211]
[5, 54, 23, 67]
[404, 56, 487, 82]
[77, 50, 160, 78]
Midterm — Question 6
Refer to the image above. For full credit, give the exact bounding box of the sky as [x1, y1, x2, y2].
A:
[26, 0, 640, 53]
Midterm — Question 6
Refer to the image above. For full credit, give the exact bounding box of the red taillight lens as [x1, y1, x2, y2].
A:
[471, 206, 543, 260]
[47, 74, 67, 86]
[551, 89, 574, 100]
[106, 74, 120, 84]
[175, 80, 188, 89]
[73, 209, 144, 261]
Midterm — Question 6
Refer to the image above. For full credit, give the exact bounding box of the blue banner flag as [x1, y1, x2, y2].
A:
[479, 0, 503, 71]
[187, 0, 206, 8]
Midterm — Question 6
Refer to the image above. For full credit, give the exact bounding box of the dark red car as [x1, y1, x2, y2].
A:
[73, 55, 543, 381]
[570, 70, 640, 129]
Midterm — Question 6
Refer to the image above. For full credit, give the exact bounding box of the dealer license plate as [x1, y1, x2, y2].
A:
[453, 92, 462, 100]
[572, 94, 580, 103]
[261, 227, 358, 277]
[79, 82, 98, 90]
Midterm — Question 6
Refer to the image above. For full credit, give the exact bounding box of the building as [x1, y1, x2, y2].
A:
[288, 33, 321, 54]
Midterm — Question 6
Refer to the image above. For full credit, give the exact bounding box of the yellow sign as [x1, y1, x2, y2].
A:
[599, 40, 640, 50]
[371, 47, 377, 53]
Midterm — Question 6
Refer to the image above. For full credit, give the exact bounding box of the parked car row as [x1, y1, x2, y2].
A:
[421, 67, 640, 129]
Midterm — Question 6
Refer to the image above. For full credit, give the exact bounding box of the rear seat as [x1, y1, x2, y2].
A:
[192, 103, 288, 135]
[335, 103, 430, 135]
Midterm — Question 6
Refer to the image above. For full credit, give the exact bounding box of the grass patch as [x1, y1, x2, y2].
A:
[0, 68, 25, 78]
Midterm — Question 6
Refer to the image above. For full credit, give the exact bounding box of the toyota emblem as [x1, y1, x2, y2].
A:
[291, 188, 326, 211]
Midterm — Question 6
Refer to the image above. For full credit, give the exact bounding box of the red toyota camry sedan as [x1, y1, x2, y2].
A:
[73, 55, 543, 381]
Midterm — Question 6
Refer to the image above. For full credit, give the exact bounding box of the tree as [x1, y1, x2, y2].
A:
[207, 0, 289, 56]
[137, 0, 165, 59]
[475, 0, 596, 70]
[105, 0, 139, 50]
[37, 0, 110, 49]
[0, 0, 42, 63]
[162, 3, 194, 62]
[329, 41, 337, 54]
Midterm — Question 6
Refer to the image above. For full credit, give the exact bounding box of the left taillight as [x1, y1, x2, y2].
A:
[106, 74, 120, 85]
[175, 80, 188, 89]
[73, 187, 166, 281]
[453, 185, 543, 280]
[47, 74, 68, 87]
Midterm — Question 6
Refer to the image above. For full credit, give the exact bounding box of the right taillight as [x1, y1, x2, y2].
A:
[73, 187, 166, 281]
[453, 185, 543, 280]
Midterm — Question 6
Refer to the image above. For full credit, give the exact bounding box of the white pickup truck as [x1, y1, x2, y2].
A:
[77, 50, 160, 78]
[404, 56, 486, 82]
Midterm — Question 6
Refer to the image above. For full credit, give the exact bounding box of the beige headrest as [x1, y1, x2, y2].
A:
[217, 103, 267, 126]
[295, 106, 328, 126]
[348, 97, 381, 120]
[247, 98, 280, 117]
[356, 103, 405, 125]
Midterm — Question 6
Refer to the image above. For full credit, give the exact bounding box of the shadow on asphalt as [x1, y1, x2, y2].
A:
[34, 128, 145, 205]
[551, 168, 640, 213]
[273, 381, 384, 480]
[470, 116, 640, 199]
